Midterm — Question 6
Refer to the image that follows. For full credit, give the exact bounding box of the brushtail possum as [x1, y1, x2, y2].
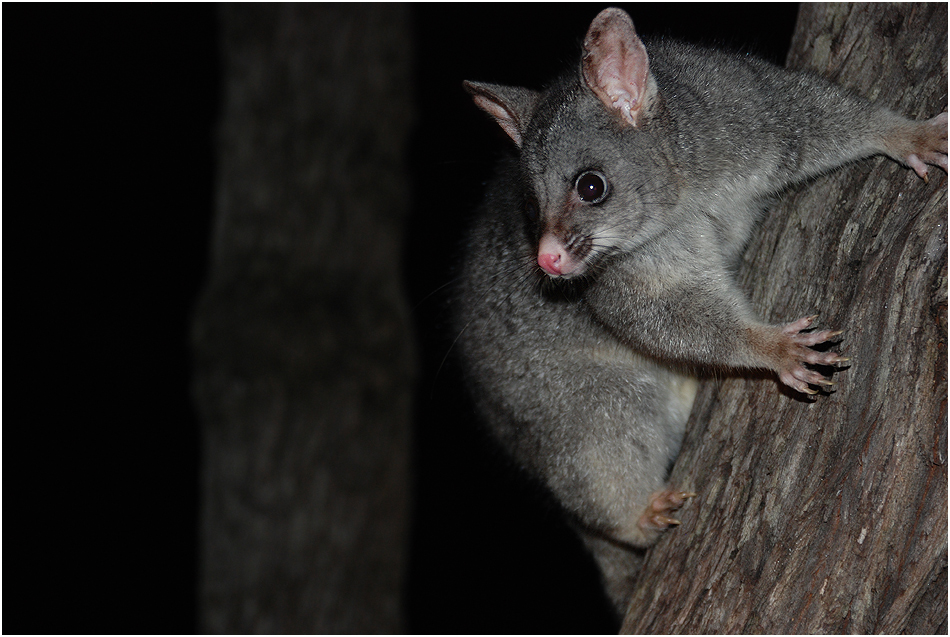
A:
[454, 7, 947, 612]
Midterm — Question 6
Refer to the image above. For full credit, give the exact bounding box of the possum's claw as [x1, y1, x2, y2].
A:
[893, 112, 947, 180]
[772, 315, 847, 394]
[638, 488, 695, 532]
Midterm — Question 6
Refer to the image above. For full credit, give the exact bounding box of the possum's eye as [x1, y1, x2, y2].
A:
[524, 199, 539, 222]
[575, 170, 608, 204]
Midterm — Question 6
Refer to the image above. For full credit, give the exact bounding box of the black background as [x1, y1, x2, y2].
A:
[5, 4, 797, 633]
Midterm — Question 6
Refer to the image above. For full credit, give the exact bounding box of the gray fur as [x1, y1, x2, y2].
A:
[454, 8, 946, 613]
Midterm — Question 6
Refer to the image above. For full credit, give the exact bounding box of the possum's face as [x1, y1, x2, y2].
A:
[519, 84, 675, 279]
[466, 6, 676, 280]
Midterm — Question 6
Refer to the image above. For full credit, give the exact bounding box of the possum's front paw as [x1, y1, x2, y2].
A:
[638, 488, 696, 535]
[771, 315, 847, 394]
[897, 112, 948, 182]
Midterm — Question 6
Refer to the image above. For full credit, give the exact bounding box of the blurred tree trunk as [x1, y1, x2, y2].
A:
[623, 4, 947, 633]
[192, 5, 414, 633]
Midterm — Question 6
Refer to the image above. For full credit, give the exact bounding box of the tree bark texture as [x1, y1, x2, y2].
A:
[623, 4, 947, 633]
[192, 5, 414, 633]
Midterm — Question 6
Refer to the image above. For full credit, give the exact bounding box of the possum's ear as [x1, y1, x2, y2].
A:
[463, 80, 540, 148]
[582, 7, 656, 128]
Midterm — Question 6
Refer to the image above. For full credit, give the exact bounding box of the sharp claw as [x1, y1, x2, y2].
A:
[908, 153, 930, 181]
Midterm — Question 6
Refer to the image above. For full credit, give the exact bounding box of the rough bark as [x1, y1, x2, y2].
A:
[192, 5, 414, 633]
[622, 4, 947, 633]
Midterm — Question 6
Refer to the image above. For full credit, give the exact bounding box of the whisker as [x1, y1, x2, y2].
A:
[412, 275, 462, 313]
[432, 245, 541, 393]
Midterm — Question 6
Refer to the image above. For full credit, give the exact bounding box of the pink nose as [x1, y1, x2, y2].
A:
[538, 252, 563, 275]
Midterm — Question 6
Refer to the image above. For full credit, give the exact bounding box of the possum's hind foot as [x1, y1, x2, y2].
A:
[638, 488, 696, 533]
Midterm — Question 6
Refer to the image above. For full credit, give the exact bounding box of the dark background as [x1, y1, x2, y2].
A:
[6, 4, 796, 633]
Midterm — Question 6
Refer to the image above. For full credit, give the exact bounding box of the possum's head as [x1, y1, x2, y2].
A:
[464, 7, 675, 279]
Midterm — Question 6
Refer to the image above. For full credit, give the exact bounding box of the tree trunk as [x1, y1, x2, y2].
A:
[622, 4, 947, 633]
[192, 5, 414, 633]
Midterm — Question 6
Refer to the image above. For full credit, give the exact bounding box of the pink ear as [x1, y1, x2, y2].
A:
[582, 8, 652, 127]
[470, 93, 525, 146]
[463, 81, 540, 148]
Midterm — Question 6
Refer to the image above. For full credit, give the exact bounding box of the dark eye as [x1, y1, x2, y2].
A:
[524, 199, 539, 222]
[575, 170, 608, 204]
